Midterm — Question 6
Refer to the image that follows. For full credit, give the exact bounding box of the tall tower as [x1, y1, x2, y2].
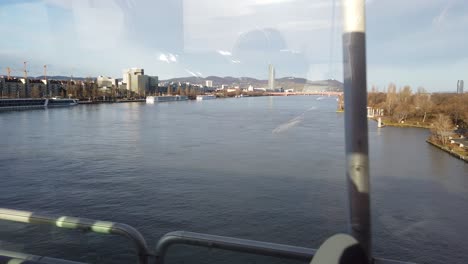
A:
[457, 80, 464, 94]
[268, 64, 275, 90]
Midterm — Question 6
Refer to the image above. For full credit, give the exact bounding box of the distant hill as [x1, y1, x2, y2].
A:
[162, 76, 343, 91]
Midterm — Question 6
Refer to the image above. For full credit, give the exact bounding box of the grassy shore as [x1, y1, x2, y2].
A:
[426, 139, 468, 162]
[371, 117, 432, 129]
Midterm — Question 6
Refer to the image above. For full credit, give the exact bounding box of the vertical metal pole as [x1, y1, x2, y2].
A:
[342, 0, 371, 260]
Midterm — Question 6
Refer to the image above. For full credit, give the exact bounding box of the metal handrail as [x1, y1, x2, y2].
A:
[0, 208, 152, 264]
[154, 231, 417, 264]
[0, 249, 87, 264]
[155, 231, 316, 264]
[0, 209, 417, 264]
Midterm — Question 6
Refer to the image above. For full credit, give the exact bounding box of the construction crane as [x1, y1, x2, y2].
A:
[4, 62, 46, 81]
[4, 66, 24, 80]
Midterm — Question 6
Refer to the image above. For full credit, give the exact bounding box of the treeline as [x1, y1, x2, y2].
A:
[368, 84, 468, 129]
[166, 85, 205, 99]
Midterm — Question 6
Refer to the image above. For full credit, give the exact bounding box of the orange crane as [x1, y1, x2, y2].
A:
[4, 67, 23, 80]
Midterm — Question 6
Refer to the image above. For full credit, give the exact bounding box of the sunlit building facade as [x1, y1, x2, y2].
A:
[268, 64, 275, 90]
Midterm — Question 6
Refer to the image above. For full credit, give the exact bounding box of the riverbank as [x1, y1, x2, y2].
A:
[371, 117, 432, 129]
[426, 139, 468, 162]
[371, 117, 467, 163]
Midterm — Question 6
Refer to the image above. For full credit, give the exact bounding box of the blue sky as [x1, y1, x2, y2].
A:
[0, 0, 467, 92]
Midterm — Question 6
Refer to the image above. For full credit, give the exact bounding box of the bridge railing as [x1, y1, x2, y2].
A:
[0, 208, 153, 264]
[0, 208, 417, 264]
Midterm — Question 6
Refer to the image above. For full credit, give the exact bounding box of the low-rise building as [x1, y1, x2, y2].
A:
[97, 76, 115, 89]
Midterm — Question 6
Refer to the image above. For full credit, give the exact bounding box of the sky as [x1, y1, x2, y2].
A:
[0, 0, 467, 92]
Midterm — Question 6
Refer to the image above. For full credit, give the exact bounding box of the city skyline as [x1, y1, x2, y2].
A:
[0, 0, 467, 92]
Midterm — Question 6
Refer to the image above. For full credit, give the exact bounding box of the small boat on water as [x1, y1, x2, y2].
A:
[0, 98, 78, 111]
[48, 98, 79, 107]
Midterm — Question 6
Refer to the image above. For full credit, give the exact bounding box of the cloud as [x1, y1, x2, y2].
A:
[432, 4, 450, 26]
[169, 53, 177, 62]
[159, 53, 177, 63]
[217, 50, 232, 56]
[159, 54, 170, 63]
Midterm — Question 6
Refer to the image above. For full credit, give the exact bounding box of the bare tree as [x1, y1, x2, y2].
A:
[392, 85, 413, 123]
[368, 92, 386, 108]
[431, 114, 453, 145]
[384, 83, 398, 116]
[414, 87, 432, 123]
[393, 103, 411, 123]
[445, 95, 465, 126]
[399, 85, 412, 103]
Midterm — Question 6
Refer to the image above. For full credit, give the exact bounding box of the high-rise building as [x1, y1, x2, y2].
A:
[268, 64, 275, 90]
[457, 80, 464, 94]
[205, 80, 213, 87]
[123, 68, 158, 96]
[123, 68, 144, 94]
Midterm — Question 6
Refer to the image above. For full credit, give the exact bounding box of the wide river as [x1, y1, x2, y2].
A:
[0, 96, 467, 264]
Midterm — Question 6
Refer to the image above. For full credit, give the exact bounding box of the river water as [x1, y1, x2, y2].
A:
[0, 96, 466, 264]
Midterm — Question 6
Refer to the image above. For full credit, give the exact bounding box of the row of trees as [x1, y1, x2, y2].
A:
[368, 84, 468, 128]
[167, 86, 205, 98]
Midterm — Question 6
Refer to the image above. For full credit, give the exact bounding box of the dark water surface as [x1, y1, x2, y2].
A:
[0, 96, 467, 263]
